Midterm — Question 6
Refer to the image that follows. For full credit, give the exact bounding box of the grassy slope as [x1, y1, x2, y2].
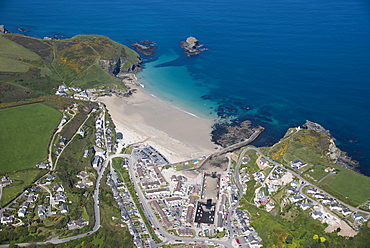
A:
[0, 33, 140, 101]
[0, 103, 61, 172]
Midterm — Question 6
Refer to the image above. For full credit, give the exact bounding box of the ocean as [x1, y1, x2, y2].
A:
[1, 0, 370, 175]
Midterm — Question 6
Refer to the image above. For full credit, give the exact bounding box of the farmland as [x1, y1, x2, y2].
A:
[0, 103, 61, 172]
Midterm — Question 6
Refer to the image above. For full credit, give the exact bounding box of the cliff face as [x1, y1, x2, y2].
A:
[100, 57, 142, 78]
[327, 139, 359, 168]
[100, 58, 126, 76]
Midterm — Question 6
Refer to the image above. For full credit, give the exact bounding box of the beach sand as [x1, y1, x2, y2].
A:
[98, 74, 218, 163]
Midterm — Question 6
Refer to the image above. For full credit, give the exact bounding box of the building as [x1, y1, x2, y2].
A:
[18, 208, 27, 217]
[59, 204, 69, 214]
[1, 216, 14, 224]
[290, 159, 307, 169]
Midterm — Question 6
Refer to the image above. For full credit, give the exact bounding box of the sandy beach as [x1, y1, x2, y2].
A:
[97, 74, 218, 163]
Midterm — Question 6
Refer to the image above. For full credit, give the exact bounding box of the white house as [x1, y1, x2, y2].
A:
[314, 193, 325, 199]
[307, 188, 317, 194]
[311, 211, 323, 220]
[18, 207, 27, 217]
[0, 216, 14, 224]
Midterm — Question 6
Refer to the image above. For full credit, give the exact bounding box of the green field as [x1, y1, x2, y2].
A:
[0, 103, 61, 172]
[318, 168, 370, 206]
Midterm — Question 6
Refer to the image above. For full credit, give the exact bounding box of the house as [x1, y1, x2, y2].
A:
[341, 208, 351, 216]
[92, 155, 103, 168]
[290, 181, 299, 187]
[307, 188, 317, 194]
[290, 195, 305, 203]
[314, 193, 325, 199]
[67, 218, 89, 230]
[54, 192, 67, 203]
[321, 198, 333, 205]
[267, 184, 277, 193]
[330, 204, 343, 212]
[352, 213, 368, 222]
[53, 183, 64, 192]
[265, 202, 275, 212]
[27, 193, 38, 203]
[59, 204, 69, 214]
[18, 207, 27, 217]
[286, 187, 296, 194]
[45, 174, 56, 181]
[77, 171, 89, 179]
[0, 216, 14, 224]
[59, 138, 67, 146]
[77, 128, 86, 137]
[290, 159, 307, 169]
[38, 205, 47, 219]
[0, 180, 12, 187]
[311, 211, 323, 220]
[299, 202, 313, 211]
[83, 150, 89, 158]
[36, 163, 50, 169]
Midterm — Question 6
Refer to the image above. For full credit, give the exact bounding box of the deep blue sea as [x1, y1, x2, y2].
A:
[1, 0, 370, 175]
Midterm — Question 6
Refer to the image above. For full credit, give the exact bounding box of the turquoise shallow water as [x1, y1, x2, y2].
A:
[1, 0, 370, 175]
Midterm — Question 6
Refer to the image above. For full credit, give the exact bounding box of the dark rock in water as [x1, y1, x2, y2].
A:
[180, 37, 207, 57]
[211, 119, 259, 147]
[17, 28, 29, 32]
[140, 40, 153, 44]
[0, 25, 10, 34]
[240, 106, 252, 110]
[354, 150, 364, 156]
[132, 40, 157, 56]
[201, 94, 211, 100]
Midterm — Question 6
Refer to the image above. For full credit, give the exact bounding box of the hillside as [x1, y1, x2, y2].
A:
[0, 33, 141, 103]
[267, 126, 370, 206]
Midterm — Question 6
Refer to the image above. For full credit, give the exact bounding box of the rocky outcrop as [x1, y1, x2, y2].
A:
[327, 139, 359, 169]
[211, 120, 262, 147]
[303, 120, 331, 136]
[0, 25, 10, 34]
[132, 40, 157, 56]
[180, 37, 206, 56]
[303, 120, 359, 169]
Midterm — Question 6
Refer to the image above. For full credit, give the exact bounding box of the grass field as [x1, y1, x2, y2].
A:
[0, 103, 61, 172]
[0, 35, 41, 62]
[318, 168, 370, 206]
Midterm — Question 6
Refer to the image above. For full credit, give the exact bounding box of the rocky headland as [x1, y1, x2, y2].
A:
[180, 36, 206, 56]
[303, 120, 359, 169]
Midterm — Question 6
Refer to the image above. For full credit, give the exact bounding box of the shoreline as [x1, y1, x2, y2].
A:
[98, 73, 219, 163]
